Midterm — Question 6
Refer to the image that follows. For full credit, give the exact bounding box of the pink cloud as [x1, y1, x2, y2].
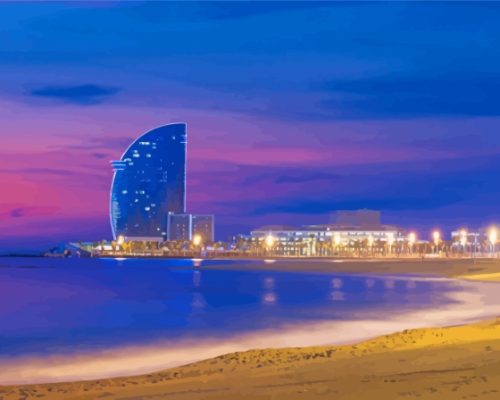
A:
[2, 95, 499, 245]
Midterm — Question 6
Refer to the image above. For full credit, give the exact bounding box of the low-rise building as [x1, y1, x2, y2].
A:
[167, 213, 192, 241]
[192, 214, 215, 243]
[167, 213, 215, 243]
[250, 223, 405, 256]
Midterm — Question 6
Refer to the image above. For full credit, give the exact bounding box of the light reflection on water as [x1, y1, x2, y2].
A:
[331, 278, 343, 289]
[191, 293, 206, 309]
[384, 279, 396, 290]
[262, 292, 277, 304]
[192, 258, 203, 268]
[0, 256, 498, 362]
[193, 270, 201, 287]
[406, 280, 417, 290]
[263, 276, 275, 290]
[365, 278, 376, 289]
[330, 290, 345, 301]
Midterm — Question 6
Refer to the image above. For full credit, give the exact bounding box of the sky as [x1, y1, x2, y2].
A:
[1, 1, 500, 252]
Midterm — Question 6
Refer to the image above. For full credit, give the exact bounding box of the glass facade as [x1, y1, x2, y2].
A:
[167, 213, 215, 242]
[167, 213, 192, 241]
[110, 123, 187, 239]
[192, 214, 215, 243]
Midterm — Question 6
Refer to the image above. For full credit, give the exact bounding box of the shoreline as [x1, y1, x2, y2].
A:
[1, 277, 500, 386]
[2, 316, 500, 399]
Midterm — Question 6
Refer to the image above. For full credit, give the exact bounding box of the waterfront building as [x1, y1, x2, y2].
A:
[449, 228, 495, 256]
[250, 224, 404, 256]
[450, 229, 481, 248]
[167, 213, 192, 241]
[249, 210, 404, 256]
[167, 213, 215, 243]
[110, 123, 187, 240]
[192, 214, 215, 243]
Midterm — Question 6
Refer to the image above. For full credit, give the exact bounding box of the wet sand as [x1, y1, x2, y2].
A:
[204, 257, 500, 281]
[2, 318, 500, 399]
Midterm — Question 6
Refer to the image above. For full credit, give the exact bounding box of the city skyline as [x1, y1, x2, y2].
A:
[2, 2, 500, 251]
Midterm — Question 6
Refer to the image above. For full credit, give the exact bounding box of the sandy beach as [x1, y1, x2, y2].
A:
[2, 258, 500, 399]
[1, 317, 499, 399]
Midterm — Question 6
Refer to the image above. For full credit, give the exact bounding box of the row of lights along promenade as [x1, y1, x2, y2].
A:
[90, 226, 500, 259]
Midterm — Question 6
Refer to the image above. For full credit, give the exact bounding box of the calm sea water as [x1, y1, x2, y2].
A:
[0, 257, 467, 359]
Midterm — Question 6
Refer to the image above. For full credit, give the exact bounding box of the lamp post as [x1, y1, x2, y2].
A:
[408, 232, 416, 256]
[265, 234, 275, 256]
[367, 235, 374, 257]
[333, 233, 341, 256]
[192, 234, 202, 256]
[459, 229, 467, 258]
[432, 230, 441, 255]
[473, 233, 477, 264]
[116, 235, 125, 254]
[489, 228, 498, 258]
[387, 232, 395, 256]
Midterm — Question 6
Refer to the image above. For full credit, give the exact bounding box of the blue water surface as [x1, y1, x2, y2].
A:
[0, 257, 460, 358]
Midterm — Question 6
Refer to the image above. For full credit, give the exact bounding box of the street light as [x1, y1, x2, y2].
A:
[333, 233, 341, 246]
[386, 232, 395, 255]
[193, 234, 202, 247]
[432, 230, 441, 255]
[333, 233, 341, 256]
[459, 229, 467, 257]
[367, 235, 374, 247]
[432, 230, 440, 244]
[489, 227, 497, 246]
[367, 235, 374, 256]
[459, 229, 467, 247]
[265, 234, 275, 256]
[265, 234, 275, 248]
[408, 232, 416, 254]
[408, 232, 416, 245]
[489, 227, 497, 257]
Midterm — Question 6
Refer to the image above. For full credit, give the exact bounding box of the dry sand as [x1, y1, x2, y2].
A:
[2, 318, 500, 399]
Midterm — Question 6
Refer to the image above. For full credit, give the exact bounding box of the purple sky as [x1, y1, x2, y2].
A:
[1, 2, 500, 251]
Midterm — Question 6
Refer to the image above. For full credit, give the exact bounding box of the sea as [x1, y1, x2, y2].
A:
[1, 256, 499, 383]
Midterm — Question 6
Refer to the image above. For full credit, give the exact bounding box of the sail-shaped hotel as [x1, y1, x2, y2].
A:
[110, 123, 188, 240]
